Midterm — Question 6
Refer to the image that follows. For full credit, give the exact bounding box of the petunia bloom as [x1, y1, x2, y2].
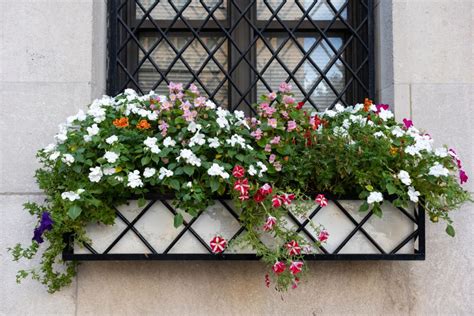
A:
[315, 194, 328, 207]
[210, 236, 227, 253]
[286, 240, 301, 256]
[460, 170, 468, 184]
[232, 165, 246, 178]
[402, 118, 413, 129]
[263, 216, 277, 231]
[32, 212, 54, 244]
[289, 261, 304, 275]
[272, 261, 286, 274]
[318, 230, 329, 242]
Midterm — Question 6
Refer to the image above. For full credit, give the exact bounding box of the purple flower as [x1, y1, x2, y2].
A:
[460, 170, 468, 184]
[32, 212, 53, 244]
[402, 118, 413, 129]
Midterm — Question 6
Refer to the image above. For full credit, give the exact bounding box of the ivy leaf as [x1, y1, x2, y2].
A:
[386, 183, 397, 195]
[137, 197, 147, 208]
[68, 205, 82, 220]
[446, 225, 455, 237]
[183, 165, 194, 176]
[210, 177, 220, 192]
[173, 213, 184, 228]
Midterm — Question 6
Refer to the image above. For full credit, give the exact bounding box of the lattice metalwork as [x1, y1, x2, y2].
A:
[63, 196, 425, 261]
[107, 0, 375, 112]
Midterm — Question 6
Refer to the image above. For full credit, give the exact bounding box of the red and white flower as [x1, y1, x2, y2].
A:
[259, 183, 273, 195]
[253, 190, 266, 203]
[263, 216, 277, 231]
[315, 194, 328, 207]
[233, 178, 249, 195]
[289, 261, 304, 275]
[210, 236, 227, 253]
[281, 193, 295, 205]
[232, 165, 245, 178]
[265, 274, 271, 288]
[286, 240, 301, 256]
[272, 195, 283, 208]
[272, 261, 286, 274]
[318, 230, 329, 242]
[238, 193, 249, 201]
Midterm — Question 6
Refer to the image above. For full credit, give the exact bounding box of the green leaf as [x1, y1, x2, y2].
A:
[446, 225, 455, 237]
[137, 197, 146, 207]
[372, 205, 383, 218]
[174, 213, 184, 228]
[141, 156, 151, 166]
[359, 201, 369, 212]
[210, 177, 220, 192]
[183, 165, 194, 176]
[168, 179, 181, 190]
[68, 205, 82, 220]
[386, 183, 397, 195]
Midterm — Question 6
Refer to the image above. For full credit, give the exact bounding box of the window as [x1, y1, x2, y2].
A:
[107, 0, 374, 112]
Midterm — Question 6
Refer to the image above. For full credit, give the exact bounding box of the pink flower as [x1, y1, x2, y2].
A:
[280, 111, 289, 119]
[272, 261, 286, 274]
[272, 195, 283, 208]
[194, 96, 206, 107]
[279, 82, 292, 93]
[283, 95, 295, 104]
[168, 82, 183, 93]
[232, 165, 245, 178]
[402, 118, 413, 129]
[265, 106, 276, 116]
[315, 194, 328, 207]
[269, 154, 276, 163]
[189, 83, 200, 94]
[268, 118, 277, 128]
[183, 109, 197, 122]
[449, 148, 462, 168]
[270, 136, 281, 145]
[251, 128, 263, 140]
[286, 240, 301, 256]
[233, 178, 249, 195]
[161, 101, 172, 111]
[318, 230, 329, 242]
[460, 170, 468, 184]
[287, 120, 297, 132]
[259, 183, 273, 195]
[273, 161, 282, 172]
[289, 261, 304, 275]
[267, 92, 277, 101]
[263, 216, 277, 231]
[158, 122, 168, 136]
[264, 144, 272, 152]
[210, 236, 227, 253]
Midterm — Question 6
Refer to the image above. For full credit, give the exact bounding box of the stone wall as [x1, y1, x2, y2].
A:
[1, 0, 472, 314]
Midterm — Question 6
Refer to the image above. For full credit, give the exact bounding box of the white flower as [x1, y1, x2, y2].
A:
[61, 154, 75, 165]
[144, 137, 161, 154]
[189, 132, 206, 147]
[367, 191, 383, 204]
[158, 167, 174, 180]
[408, 186, 420, 203]
[115, 176, 124, 182]
[177, 149, 201, 167]
[405, 145, 419, 156]
[208, 137, 220, 148]
[248, 165, 257, 176]
[187, 122, 202, 133]
[234, 110, 245, 121]
[87, 124, 100, 137]
[87, 106, 106, 123]
[333, 126, 348, 137]
[397, 170, 412, 186]
[378, 109, 394, 121]
[104, 151, 119, 163]
[256, 161, 268, 177]
[216, 116, 230, 129]
[352, 103, 364, 112]
[186, 181, 192, 188]
[148, 111, 158, 121]
[373, 131, 386, 138]
[391, 126, 405, 137]
[103, 167, 116, 175]
[143, 167, 156, 178]
[127, 170, 143, 188]
[324, 109, 337, 118]
[207, 163, 230, 179]
[124, 88, 137, 96]
[49, 151, 61, 161]
[106, 135, 118, 144]
[349, 114, 366, 126]
[434, 147, 448, 158]
[334, 103, 345, 112]
[61, 189, 85, 201]
[43, 143, 56, 153]
[88, 166, 103, 182]
[55, 125, 68, 143]
[342, 119, 351, 129]
[205, 100, 216, 109]
[428, 163, 449, 177]
[163, 137, 176, 148]
[226, 135, 247, 149]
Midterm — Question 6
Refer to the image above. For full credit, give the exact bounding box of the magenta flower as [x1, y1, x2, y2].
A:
[449, 148, 462, 168]
[268, 118, 277, 128]
[267, 92, 277, 101]
[375, 104, 389, 113]
[460, 170, 468, 184]
[269, 154, 276, 163]
[287, 120, 297, 132]
[270, 136, 281, 145]
[402, 118, 413, 129]
[279, 82, 292, 93]
[32, 212, 53, 244]
[251, 128, 263, 140]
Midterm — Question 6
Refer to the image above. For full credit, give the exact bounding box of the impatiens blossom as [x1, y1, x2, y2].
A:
[286, 120, 297, 132]
[105, 135, 118, 144]
[391, 126, 405, 137]
[397, 170, 412, 186]
[256, 162, 268, 177]
[263, 216, 277, 231]
[61, 189, 85, 201]
[272, 261, 286, 274]
[49, 151, 60, 161]
[248, 165, 257, 176]
[207, 137, 220, 148]
[408, 186, 420, 203]
[286, 240, 301, 256]
[189, 132, 206, 147]
[104, 151, 119, 163]
[367, 191, 383, 204]
[434, 147, 448, 158]
[32, 212, 54, 244]
[283, 95, 295, 104]
[177, 149, 201, 167]
[289, 261, 304, 275]
[279, 82, 292, 93]
[318, 230, 329, 242]
[270, 136, 281, 145]
[127, 170, 144, 188]
[378, 109, 394, 121]
[251, 128, 263, 140]
[226, 134, 247, 149]
[158, 122, 168, 136]
[143, 167, 156, 178]
[163, 136, 176, 148]
[88, 166, 103, 182]
[428, 163, 449, 177]
[269, 154, 276, 163]
[315, 194, 328, 207]
[459, 170, 468, 184]
[268, 118, 277, 128]
[144, 137, 161, 154]
[207, 163, 229, 179]
[402, 118, 413, 129]
[210, 236, 227, 253]
[61, 154, 75, 165]
[267, 91, 277, 100]
[158, 167, 173, 180]
[264, 144, 272, 152]
[232, 165, 245, 178]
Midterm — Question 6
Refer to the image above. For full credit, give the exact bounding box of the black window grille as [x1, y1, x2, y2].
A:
[107, 0, 375, 112]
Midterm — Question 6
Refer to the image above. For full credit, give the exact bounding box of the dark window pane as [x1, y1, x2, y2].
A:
[257, 0, 348, 21]
[137, 0, 227, 20]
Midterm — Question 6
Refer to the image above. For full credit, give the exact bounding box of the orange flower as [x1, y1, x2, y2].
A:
[113, 117, 129, 128]
[136, 119, 151, 130]
[363, 98, 373, 112]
